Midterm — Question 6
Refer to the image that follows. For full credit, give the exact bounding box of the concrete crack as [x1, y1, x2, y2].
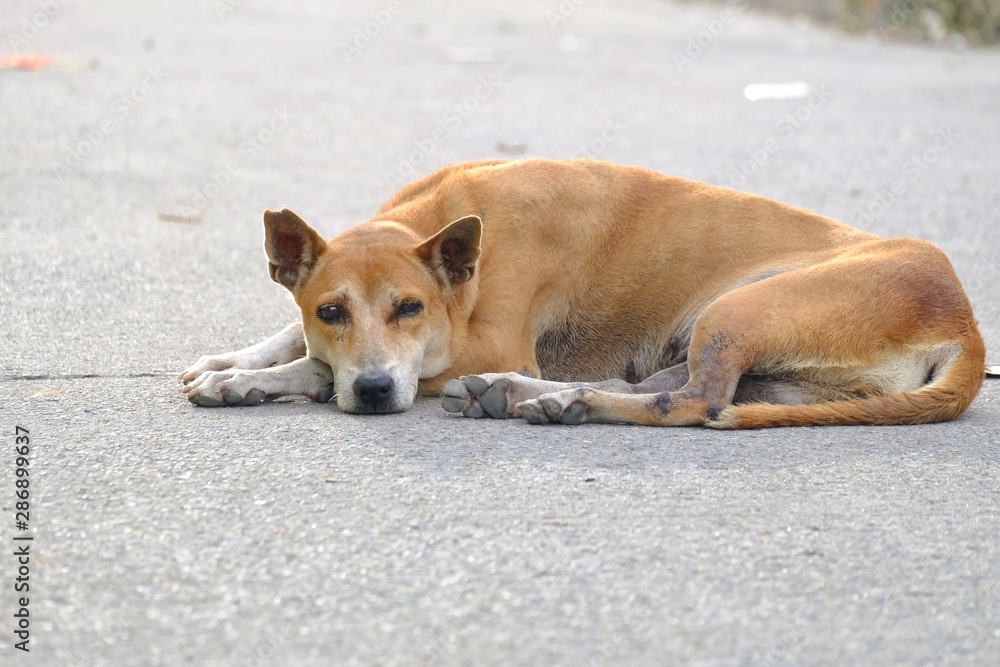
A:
[2, 372, 178, 381]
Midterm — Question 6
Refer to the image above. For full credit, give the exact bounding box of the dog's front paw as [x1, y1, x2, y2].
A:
[180, 353, 243, 385]
[440, 373, 521, 419]
[182, 370, 267, 407]
[518, 388, 592, 425]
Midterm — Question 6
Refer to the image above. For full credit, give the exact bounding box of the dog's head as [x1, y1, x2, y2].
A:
[263, 208, 481, 414]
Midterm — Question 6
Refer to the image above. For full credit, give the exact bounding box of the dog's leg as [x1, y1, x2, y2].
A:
[440, 364, 690, 419]
[183, 356, 334, 407]
[516, 335, 736, 426]
[516, 244, 984, 427]
[180, 322, 305, 384]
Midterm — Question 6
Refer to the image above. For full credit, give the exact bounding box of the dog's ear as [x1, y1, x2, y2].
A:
[416, 215, 482, 287]
[263, 208, 327, 291]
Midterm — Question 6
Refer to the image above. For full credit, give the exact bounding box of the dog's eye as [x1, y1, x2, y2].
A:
[396, 300, 424, 318]
[317, 303, 345, 323]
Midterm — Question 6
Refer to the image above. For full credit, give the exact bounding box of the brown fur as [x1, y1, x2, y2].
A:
[187, 158, 986, 427]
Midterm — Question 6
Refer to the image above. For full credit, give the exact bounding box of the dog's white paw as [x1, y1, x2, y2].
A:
[180, 353, 245, 385]
[518, 388, 593, 425]
[440, 373, 525, 419]
[182, 369, 268, 407]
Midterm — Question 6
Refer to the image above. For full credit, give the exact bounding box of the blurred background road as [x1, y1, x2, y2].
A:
[1, 1, 998, 665]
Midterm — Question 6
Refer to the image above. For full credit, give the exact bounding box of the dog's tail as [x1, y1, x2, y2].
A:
[707, 340, 986, 429]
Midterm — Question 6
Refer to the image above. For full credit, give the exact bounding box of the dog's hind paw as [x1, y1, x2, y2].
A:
[440, 379, 480, 417]
[516, 399, 549, 424]
[518, 389, 591, 425]
[440, 374, 517, 419]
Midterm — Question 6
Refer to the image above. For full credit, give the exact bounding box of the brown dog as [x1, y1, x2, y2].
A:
[181, 158, 986, 428]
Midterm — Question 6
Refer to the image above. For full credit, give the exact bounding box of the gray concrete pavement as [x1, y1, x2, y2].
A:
[2, 1, 999, 665]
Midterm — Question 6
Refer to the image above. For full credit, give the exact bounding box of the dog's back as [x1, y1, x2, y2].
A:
[373, 159, 880, 383]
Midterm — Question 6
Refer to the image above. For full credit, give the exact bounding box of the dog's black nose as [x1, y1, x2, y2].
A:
[353, 372, 394, 408]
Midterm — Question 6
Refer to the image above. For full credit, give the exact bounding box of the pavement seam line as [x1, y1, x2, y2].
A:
[2, 372, 178, 381]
